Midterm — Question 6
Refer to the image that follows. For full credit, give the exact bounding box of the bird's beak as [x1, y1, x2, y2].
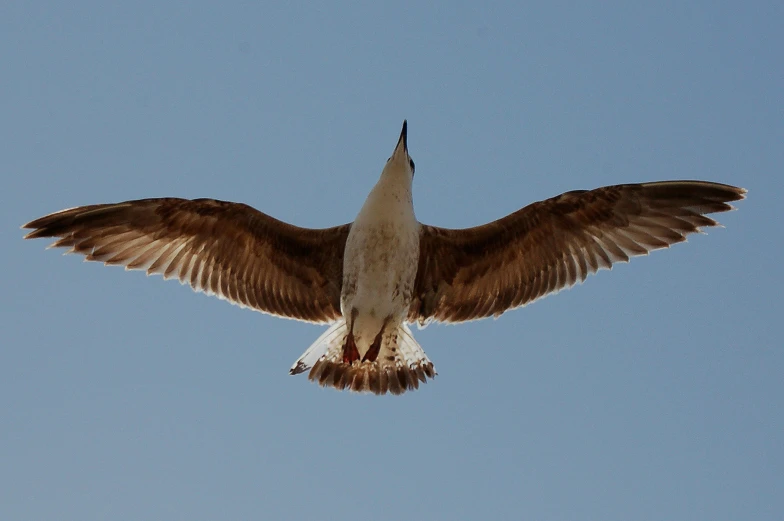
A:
[393, 120, 408, 158]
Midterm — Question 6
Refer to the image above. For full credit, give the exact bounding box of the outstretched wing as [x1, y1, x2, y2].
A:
[24, 198, 351, 323]
[410, 181, 745, 325]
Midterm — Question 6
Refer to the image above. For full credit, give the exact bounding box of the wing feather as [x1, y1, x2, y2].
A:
[410, 181, 745, 324]
[24, 198, 351, 323]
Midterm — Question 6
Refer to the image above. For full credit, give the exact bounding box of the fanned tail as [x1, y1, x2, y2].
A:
[289, 320, 436, 395]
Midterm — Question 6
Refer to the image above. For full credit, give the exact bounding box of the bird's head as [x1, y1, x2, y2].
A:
[382, 120, 415, 181]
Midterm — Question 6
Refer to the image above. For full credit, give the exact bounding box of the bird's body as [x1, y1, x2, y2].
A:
[302, 123, 432, 392]
[342, 136, 419, 357]
[23, 121, 746, 395]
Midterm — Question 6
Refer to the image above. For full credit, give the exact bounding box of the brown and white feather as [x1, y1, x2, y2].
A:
[23, 198, 351, 323]
[409, 181, 746, 325]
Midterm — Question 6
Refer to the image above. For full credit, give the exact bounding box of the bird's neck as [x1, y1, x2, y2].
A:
[356, 173, 415, 224]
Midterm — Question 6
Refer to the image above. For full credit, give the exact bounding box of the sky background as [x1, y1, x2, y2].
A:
[2, 2, 782, 520]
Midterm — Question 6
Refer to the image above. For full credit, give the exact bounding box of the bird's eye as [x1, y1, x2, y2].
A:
[409, 158, 416, 174]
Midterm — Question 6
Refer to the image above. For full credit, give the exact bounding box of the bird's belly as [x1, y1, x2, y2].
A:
[341, 222, 419, 347]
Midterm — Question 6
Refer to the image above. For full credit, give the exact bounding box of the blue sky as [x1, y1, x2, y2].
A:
[2, 2, 782, 520]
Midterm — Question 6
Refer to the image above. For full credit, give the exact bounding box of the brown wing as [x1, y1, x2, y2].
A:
[23, 198, 351, 323]
[409, 181, 745, 325]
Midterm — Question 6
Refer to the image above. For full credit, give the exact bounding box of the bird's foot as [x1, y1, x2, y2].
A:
[342, 333, 361, 364]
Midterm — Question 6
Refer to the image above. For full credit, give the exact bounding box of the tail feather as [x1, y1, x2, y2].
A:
[289, 320, 348, 376]
[289, 320, 436, 395]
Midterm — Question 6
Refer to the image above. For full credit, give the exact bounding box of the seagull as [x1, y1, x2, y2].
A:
[23, 121, 745, 395]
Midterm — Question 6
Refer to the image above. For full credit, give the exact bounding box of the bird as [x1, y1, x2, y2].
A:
[23, 120, 746, 395]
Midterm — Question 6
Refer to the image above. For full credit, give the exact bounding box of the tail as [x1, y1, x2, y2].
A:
[289, 320, 437, 395]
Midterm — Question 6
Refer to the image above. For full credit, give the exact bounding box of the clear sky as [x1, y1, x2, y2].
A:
[2, 2, 782, 520]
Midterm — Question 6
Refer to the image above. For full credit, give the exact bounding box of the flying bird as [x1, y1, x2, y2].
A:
[23, 121, 745, 395]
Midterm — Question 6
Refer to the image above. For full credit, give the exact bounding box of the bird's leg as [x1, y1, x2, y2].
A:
[362, 316, 390, 363]
[343, 308, 361, 364]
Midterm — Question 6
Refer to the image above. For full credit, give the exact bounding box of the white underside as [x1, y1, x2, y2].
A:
[339, 171, 421, 358]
